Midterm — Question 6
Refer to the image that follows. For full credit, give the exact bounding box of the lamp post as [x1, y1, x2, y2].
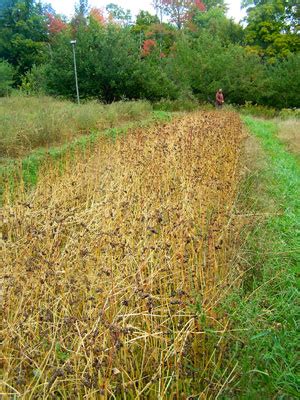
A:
[70, 40, 80, 105]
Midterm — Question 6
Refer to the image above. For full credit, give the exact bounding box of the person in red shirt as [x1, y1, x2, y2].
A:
[216, 89, 224, 109]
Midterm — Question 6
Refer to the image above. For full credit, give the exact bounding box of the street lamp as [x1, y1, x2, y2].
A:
[70, 40, 80, 105]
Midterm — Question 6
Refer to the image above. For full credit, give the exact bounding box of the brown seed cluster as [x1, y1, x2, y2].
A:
[1, 111, 244, 398]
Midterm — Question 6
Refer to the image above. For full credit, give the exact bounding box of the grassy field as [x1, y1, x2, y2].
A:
[1, 104, 299, 398]
[224, 116, 300, 398]
[0, 96, 152, 159]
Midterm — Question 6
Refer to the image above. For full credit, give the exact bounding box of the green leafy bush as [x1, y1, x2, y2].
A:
[239, 102, 277, 118]
[153, 97, 199, 112]
[264, 53, 300, 109]
[0, 60, 14, 96]
[279, 108, 300, 119]
[21, 64, 48, 94]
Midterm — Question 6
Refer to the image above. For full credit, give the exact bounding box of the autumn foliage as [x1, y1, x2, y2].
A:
[47, 13, 67, 35]
[195, 0, 206, 12]
[159, 0, 206, 28]
[142, 38, 157, 56]
[90, 8, 105, 25]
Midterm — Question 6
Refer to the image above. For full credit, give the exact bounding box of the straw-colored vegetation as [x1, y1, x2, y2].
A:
[0, 96, 152, 159]
[277, 118, 300, 156]
[1, 111, 244, 398]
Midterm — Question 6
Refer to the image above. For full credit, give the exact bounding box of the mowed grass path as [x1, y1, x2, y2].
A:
[1, 112, 244, 399]
[224, 117, 300, 399]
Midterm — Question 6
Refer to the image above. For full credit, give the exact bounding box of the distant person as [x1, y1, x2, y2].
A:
[215, 89, 224, 109]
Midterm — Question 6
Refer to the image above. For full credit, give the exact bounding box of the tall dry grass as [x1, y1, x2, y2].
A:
[1, 111, 244, 398]
[0, 95, 152, 158]
[277, 118, 300, 155]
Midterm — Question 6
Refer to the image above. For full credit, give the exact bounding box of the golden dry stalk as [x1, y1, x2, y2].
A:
[1, 111, 244, 399]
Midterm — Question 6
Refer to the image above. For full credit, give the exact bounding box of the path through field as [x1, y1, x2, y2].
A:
[2, 112, 244, 399]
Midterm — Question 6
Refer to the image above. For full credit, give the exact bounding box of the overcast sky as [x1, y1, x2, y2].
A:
[47, 0, 246, 22]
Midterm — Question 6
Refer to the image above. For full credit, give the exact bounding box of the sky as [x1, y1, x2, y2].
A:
[47, 0, 246, 22]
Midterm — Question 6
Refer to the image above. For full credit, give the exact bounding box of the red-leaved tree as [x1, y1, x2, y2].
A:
[90, 8, 105, 25]
[47, 13, 67, 35]
[195, 0, 206, 12]
[158, 0, 206, 29]
[142, 39, 157, 56]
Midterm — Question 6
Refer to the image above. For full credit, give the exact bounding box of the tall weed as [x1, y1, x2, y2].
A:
[0, 95, 152, 158]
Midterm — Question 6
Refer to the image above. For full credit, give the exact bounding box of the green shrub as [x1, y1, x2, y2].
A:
[0, 61, 14, 96]
[153, 98, 199, 112]
[278, 108, 300, 119]
[265, 53, 300, 109]
[239, 102, 277, 118]
[21, 64, 48, 94]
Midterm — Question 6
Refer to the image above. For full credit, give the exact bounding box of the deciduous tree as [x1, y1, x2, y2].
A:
[106, 3, 132, 26]
[161, 0, 206, 29]
[72, 0, 90, 27]
[243, 0, 300, 59]
[0, 0, 47, 80]
[90, 8, 105, 25]
[136, 11, 160, 27]
[47, 13, 67, 35]
[75, 0, 89, 18]
[193, 7, 244, 44]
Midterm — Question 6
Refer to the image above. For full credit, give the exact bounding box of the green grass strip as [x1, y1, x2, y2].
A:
[224, 117, 300, 398]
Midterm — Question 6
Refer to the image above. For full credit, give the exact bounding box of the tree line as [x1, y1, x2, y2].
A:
[0, 0, 299, 108]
